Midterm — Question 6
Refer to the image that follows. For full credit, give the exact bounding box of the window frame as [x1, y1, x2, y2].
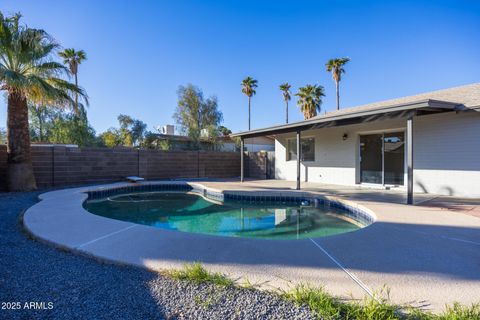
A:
[286, 136, 316, 162]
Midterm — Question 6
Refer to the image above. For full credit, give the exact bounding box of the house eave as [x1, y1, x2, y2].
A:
[231, 99, 460, 139]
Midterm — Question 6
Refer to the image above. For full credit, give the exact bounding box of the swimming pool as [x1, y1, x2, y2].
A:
[84, 189, 367, 240]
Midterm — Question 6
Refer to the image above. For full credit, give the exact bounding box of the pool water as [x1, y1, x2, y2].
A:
[84, 191, 362, 240]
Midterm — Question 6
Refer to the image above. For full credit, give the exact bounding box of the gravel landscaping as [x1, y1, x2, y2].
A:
[0, 190, 314, 319]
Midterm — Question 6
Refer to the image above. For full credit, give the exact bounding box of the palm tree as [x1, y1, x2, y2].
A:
[0, 13, 87, 191]
[326, 57, 350, 110]
[295, 85, 325, 119]
[279, 82, 291, 124]
[59, 48, 87, 115]
[241, 77, 258, 130]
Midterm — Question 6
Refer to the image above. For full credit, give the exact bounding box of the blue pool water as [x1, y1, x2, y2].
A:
[84, 191, 364, 240]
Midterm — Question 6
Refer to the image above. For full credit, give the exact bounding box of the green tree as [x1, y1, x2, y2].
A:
[29, 104, 52, 142]
[49, 112, 97, 147]
[279, 82, 291, 123]
[59, 48, 87, 115]
[28, 105, 97, 147]
[117, 114, 147, 147]
[99, 114, 147, 147]
[100, 130, 122, 147]
[0, 13, 87, 190]
[241, 77, 258, 130]
[218, 125, 232, 136]
[157, 139, 171, 151]
[173, 84, 223, 149]
[295, 85, 325, 119]
[141, 131, 172, 150]
[326, 57, 350, 110]
[0, 127, 6, 144]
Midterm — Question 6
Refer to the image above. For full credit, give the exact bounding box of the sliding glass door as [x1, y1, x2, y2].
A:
[384, 132, 405, 185]
[360, 132, 405, 185]
[360, 134, 383, 184]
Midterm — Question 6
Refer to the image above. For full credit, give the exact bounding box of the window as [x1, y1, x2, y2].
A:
[287, 137, 315, 161]
[287, 139, 297, 161]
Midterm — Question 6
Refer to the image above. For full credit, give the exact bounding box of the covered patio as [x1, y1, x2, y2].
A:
[232, 99, 461, 204]
[200, 178, 433, 204]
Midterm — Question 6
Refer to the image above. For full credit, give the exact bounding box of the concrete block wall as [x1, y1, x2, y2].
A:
[142, 150, 198, 179]
[0, 146, 263, 190]
[200, 151, 241, 178]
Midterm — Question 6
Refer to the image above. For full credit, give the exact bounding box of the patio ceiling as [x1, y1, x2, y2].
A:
[231, 99, 460, 138]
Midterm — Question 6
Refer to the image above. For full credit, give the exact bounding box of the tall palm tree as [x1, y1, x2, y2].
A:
[326, 57, 350, 110]
[59, 48, 87, 115]
[0, 13, 87, 191]
[279, 82, 291, 124]
[295, 85, 325, 120]
[241, 76, 257, 130]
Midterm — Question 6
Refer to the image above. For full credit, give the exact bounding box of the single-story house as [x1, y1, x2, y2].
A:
[232, 83, 480, 201]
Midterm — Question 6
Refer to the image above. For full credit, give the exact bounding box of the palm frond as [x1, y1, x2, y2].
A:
[241, 76, 258, 97]
[280, 82, 291, 101]
[32, 61, 68, 75]
[47, 77, 89, 106]
[295, 84, 325, 119]
[0, 13, 87, 111]
[1, 68, 28, 90]
[58, 48, 87, 75]
[325, 57, 350, 81]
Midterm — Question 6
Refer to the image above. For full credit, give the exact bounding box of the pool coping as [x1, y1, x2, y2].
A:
[22, 180, 480, 311]
[23, 180, 377, 249]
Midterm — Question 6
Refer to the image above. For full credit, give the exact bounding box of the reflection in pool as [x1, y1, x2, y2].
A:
[84, 191, 363, 240]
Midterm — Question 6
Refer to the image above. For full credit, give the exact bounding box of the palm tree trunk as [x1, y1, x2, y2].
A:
[74, 72, 79, 115]
[248, 96, 251, 130]
[6, 91, 37, 191]
[35, 106, 45, 142]
[38, 111, 44, 142]
[336, 80, 340, 110]
[286, 100, 289, 124]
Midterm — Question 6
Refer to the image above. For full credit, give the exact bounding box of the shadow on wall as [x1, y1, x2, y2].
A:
[440, 186, 455, 197]
[275, 167, 284, 180]
[416, 181, 429, 194]
[416, 180, 455, 196]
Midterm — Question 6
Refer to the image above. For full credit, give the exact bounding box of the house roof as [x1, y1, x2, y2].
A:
[232, 83, 480, 138]
[313, 82, 480, 119]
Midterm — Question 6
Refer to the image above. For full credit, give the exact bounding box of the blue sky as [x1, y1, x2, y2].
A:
[0, 0, 479, 133]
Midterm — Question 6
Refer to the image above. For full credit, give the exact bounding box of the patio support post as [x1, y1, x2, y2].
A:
[240, 137, 244, 182]
[407, 116, 414, 205]
[296, 130, 301, 190]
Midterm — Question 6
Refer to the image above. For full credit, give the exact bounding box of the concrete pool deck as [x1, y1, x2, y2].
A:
[23, 179, 480, 312]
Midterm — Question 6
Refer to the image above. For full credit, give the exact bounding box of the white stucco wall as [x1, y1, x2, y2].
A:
[275, 119, 406, 185]
[274, 110, 480, 198]
[412, 111, 480, 197]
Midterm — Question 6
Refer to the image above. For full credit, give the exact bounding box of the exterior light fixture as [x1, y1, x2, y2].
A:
[342, 133, 348, 141]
